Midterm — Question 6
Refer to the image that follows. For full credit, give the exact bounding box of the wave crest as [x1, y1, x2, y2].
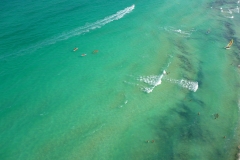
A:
[54, 4, 135, 43]
[3, 5, 135, 60]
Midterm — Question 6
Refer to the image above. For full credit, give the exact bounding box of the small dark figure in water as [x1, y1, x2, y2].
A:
[198, 112, 200, 115]
[93, 50, 99, 54]
[214, 113, 219, 119]
[223, 136, 226, 139]
[73, 47, 78, 51]
[206, 29, 211, 34]
[151, 140, 155, 143]
[146, 140, 149, 143]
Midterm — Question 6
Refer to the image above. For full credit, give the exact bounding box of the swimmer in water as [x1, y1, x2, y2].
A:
[206, 29, 211, 34]
[93, 50, 99, 54]
[73, 47, 78, 51]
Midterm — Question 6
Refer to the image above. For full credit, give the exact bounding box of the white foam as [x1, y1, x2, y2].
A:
[220, 6, 239, 19]
[223, 15, 234, 18]
[165, 78, 198, 92]
[179, 79, 198, 92]
[52, 4, 135, 43]
[119, 99, 128, 108]
[138, 75, 162, 86]
[138, 70, 165, 93]
[123, 80, 140, 87]
[125, 54, 173, 94]
[3, 5, 135, 60]
[164, 26, 195, 37]
[167, 61, 171, 67]
[230, 6, 239, 13]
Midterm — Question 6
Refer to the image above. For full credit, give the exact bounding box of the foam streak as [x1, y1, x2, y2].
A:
[138, 70, 165, 93]
[2, 5, 135, 60]
[165, 78, 198, 92]
[53, 4, 135, 43]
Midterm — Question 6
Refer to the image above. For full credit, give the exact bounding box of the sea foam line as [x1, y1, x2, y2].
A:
[138, 70, 166, 93]
[219, 6, 239, 19]
[1, 5, 135, 60]
[50, 4, 135, 43]
[163, 26, 195, 37]
[164, 78, 198, 92]
[136, 54, 174, 93]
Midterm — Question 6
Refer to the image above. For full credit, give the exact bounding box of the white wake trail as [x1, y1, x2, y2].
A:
[164, 78, 198, 92]
[138, 70, 166, 93]
[3, 5, 135, 60]
[52, 4, 135, 43]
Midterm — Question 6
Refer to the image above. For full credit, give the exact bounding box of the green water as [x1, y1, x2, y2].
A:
[1, 0, 240, 159]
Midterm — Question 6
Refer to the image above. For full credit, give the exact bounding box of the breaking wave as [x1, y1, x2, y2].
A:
[220, 6, 239, 19]
[49, 4, 135, 44]
[3, 4, 135, 60]
[137, 70, 166, 93]
[163, 26, 195, 37]
[164, 78, 198, 92]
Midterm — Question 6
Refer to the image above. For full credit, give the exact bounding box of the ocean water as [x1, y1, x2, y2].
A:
[1, 0, 240, 159]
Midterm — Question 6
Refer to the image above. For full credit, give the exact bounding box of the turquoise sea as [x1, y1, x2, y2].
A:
[1, 0, 240, 159]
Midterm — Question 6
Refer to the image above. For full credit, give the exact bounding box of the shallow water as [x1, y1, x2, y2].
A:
[1, 0, 240, 159]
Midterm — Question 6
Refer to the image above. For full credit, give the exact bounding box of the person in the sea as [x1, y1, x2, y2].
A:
[93, 50, 98, 53]
[214, 113, 219, 119]
[206, 29, 211, 34]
